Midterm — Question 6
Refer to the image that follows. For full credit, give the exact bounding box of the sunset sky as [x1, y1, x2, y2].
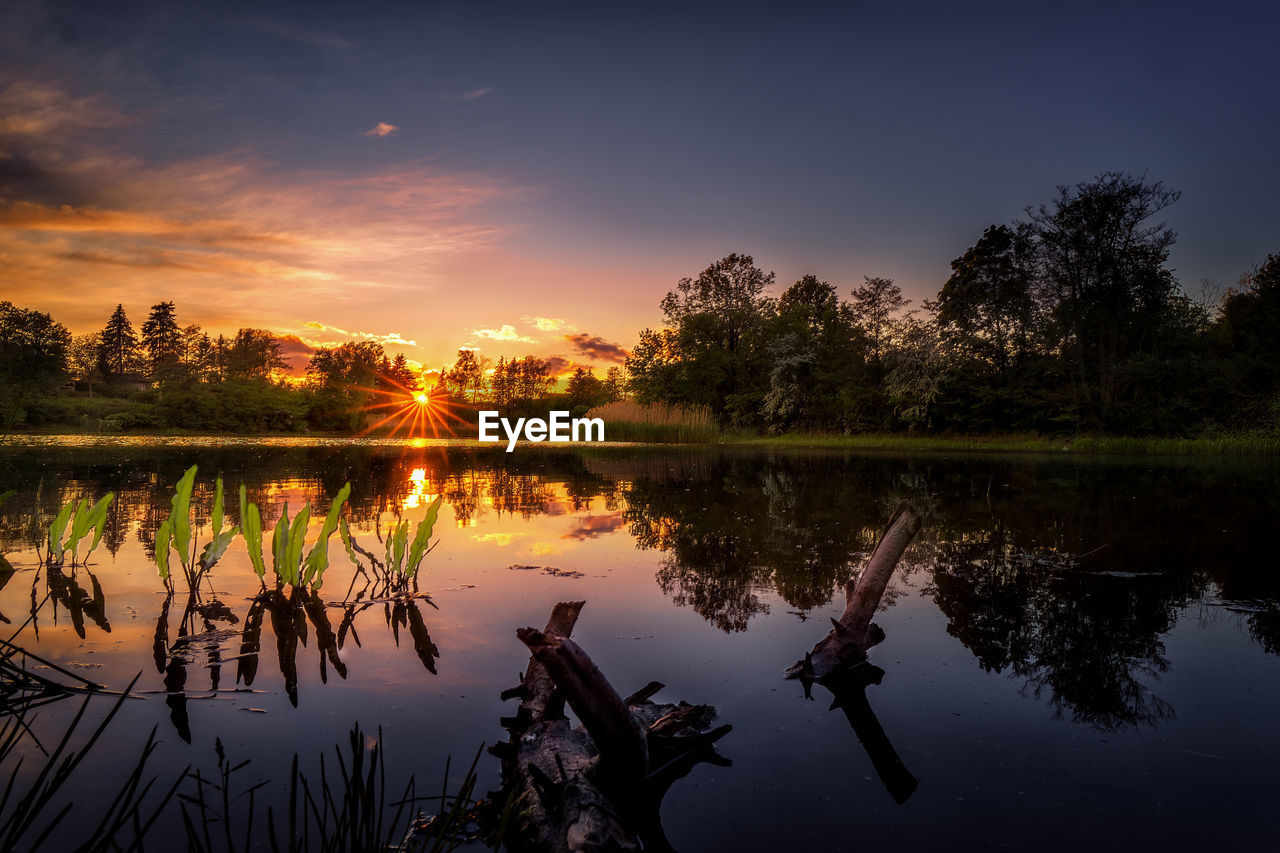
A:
[2, 0, 1278, 376]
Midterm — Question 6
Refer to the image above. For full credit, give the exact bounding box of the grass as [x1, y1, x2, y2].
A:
[586, 401, 720, 443]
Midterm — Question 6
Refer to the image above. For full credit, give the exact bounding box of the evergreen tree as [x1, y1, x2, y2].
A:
[98, 304, 141, 380]
[141, 301, 183, 382]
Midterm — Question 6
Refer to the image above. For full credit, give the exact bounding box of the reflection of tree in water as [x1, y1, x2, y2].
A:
[920, 460, 1261, 730]
[928, 528, 1184, 729]
[624, 454, 906, 632]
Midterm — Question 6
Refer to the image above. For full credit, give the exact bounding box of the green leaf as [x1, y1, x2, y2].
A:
[200, 526, 241, 570]
[211, 476, 225, 538]
[68, 497, 90, 564]
[303, 483, 350, 590]
[0, 489, 15, 509]
[155, 518, 173, 580]
[239, 483, 265, 579]
[405, 495, 443, 578]
[272, 503, 291, 584]
[392, 519, 409, 577]
[170, 465, 198, 570]
[48, 500, 75, 564]
[339, 517, 363, 570]
[285, 502, 311, 587]
[83, 492, 115, 564]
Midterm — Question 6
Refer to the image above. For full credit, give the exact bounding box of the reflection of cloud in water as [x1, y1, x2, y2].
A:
[563, 512, 625, 540]
[531, 542, 560, 556]
[472, 532, 523, 546]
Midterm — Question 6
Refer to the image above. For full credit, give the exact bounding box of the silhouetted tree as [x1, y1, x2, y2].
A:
[0, 301, 70, 427]
[226, 329, 288, 382]
[1027, 173, 1182, 428]
[98, 304, 141, 381]
[141, 301, 184, 383]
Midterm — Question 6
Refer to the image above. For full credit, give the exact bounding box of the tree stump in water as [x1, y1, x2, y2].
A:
[786, 500, 924, 803]
[786, 500, 922, 681]
[493, 601, 730, 853]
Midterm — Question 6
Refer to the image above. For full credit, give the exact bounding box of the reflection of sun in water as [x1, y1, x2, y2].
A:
[404, 467, 437, 510]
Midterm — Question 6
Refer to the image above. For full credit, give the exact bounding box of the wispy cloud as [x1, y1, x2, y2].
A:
[364, 122, 399, 138]
[564, 333, 628, 363]
[0, 80, 125, 138]
[443, 88, 493, 102]
[302, 321, 417, 348]
[472, 324, 536, 343]
[528, 316, 570, 332]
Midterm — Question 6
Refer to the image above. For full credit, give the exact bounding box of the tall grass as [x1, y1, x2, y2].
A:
[585, 401, 720, 443]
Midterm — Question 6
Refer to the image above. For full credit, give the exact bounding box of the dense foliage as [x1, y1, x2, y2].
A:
[627, 174, 1275, 435]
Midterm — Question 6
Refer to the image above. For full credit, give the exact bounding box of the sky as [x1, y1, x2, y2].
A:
[2, 0, 1278, 376]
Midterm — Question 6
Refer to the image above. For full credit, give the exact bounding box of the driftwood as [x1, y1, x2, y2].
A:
[786, 500, 923, 803]
[786, 500, 922, 681]
[493, 601, 730, 853]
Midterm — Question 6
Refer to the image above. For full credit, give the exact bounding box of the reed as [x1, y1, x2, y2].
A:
[585, 400, 720, 443]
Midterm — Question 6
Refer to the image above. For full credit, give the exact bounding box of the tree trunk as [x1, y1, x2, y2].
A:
[488, 602, 730, 853]
[786, 500, 921, 680]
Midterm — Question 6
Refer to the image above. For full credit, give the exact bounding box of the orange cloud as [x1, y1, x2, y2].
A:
[364, 122, 399, 137]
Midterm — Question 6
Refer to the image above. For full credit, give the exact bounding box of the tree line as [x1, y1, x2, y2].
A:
[3, 171, 1277, 436]
[626, 173, 1280, 435]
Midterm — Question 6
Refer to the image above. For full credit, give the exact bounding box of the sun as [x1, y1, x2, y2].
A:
[350, 377, 473, 439]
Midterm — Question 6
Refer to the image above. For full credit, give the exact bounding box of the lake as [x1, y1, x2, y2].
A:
[1, 437, 1278, 851]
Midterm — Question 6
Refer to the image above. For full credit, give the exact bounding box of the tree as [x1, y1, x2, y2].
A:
[603, 366, 627, 402]
[68, 333, 103, 397]
[850, 276, 908, 369]
[565, 367, 606, 408]
[638, 254, 777, 423]
[1215, 252, 1280, 418]
[764, 275, 867, 432]
[307, 341, 384, 388]
[490, 357, 516, 405]
[141, 301, 183, 383]
[306, 341, 385, 430]
[936, 224, 1041, 374]
[0, 301, 70, 428]
[445, 349, 485, 401]
[508, 356, 554, 400]
[226, 329, 288, 382]
[98, 304, 141, 381]
[1027, 172, 1182, 428]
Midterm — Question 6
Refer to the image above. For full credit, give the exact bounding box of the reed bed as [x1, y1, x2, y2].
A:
[586, 401, 720, 443]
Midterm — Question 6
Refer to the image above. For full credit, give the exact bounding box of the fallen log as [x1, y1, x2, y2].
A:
[494, 601, 730, 853]
[786, 499, 922, 681]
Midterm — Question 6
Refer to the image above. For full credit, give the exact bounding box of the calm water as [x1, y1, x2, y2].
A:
[1, 438, 1278, 851]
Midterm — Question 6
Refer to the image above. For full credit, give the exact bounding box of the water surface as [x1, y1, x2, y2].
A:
[1, 438, 1277, 850]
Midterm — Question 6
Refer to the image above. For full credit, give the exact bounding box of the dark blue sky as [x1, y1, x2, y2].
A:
[2, 0, 1277, 367]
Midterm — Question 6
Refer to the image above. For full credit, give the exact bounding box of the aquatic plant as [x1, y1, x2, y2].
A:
[242, 482, 351, 591]
[338, 495, 441, 585]
[44, 491, 114, 568]
[155, 466, 241, 588]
